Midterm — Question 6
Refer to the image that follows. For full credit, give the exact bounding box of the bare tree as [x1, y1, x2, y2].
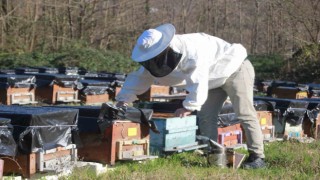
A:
[0, 0, 318, 56]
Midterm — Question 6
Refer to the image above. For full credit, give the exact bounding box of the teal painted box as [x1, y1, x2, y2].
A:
[150, 115, 198, 153]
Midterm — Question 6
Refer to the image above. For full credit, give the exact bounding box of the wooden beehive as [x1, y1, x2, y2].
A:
[218, 124, 243, 147]
[283, 119, 305, 138]
[261, 125, 275, 140]
[284, 125, 304, 138]
[1, 153, 36, 178]
[271, 87, 308, 99]
[150, 113, 199, 153]
[78, 121, 153, 165]
[256, 111, 275, 139]
[1, 145, 76, 178]
[313, 109, 320, 139]
[109, 86, 122, 101]
[0, 74, 37, 105]
[303, 112, 320, 139]
[79, 93, 109, 105]
[0, 87, 36, 105]
[256, 111, 273, 126]
[0, 106, 78, 178]
[79, 79, 112, 105]
[137, 85, 170, 102]
[308, 89, 320, 98]
[306, 83, 320, 98]
[282, 108, 307, 139]
[36, 84, 80, 104]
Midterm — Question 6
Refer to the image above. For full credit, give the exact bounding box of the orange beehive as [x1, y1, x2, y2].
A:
[78, 121, 151, 165]
[0, 87, 36, 105]
[78, 79, 111, 105]
[256, 111, 275, 139]
[0, 74, 37, 105]
[80, 93, 109, 105]
[1, 146, 76, 178]
[256, 111, 273, 126]
[36, 84, 79, 104]
[62, 104, 156, 165]
[271, 87, 308, 99]
[33, 73, 81, 104]
[109, 86, 122, 101]
[218, 124, 243, 147]
[303, 112, 320, 139]
[138, 85, 170, 101]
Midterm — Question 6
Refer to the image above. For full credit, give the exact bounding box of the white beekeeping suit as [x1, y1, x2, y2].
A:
[116, 33, 247, 111]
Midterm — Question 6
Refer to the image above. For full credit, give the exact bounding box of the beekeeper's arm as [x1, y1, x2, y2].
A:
[174, 57, 209, 117]
[115, 67, 154, 105]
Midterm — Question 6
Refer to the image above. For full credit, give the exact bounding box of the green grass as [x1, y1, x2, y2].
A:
[62, 141, 320, 180]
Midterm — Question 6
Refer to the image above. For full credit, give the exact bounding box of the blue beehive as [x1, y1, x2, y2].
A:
[150, 114, 198, 153]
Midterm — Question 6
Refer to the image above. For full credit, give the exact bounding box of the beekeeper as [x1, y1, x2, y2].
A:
[115, 23, 265, 169]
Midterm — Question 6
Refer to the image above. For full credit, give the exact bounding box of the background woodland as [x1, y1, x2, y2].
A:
[0, 0, 319, 82]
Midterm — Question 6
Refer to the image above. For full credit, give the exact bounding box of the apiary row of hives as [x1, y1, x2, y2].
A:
[0, 67, 125, 105]
[2, 70, 320, 178]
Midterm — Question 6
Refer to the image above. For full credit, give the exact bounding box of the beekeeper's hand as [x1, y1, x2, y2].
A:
[115, 101, 128, 108]
[174, 107, 192, 118]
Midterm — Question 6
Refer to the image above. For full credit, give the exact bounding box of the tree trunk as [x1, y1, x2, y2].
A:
[67, 0, 74, 39]
[238, 0, 242, 43]
[250, 0, 260, 54]
[29, 0, 39, 52]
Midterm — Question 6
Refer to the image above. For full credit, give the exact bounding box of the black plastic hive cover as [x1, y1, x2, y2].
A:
[80, 86, 109, 95]
[47, 105, 157, 133]
[254, 96, 310, 113]
[47, 105, 102, 117]
[77, 68, 88, 75]
[45, 105, 102, 133]
[113, 73, 126, 81]
[254, 100, 276, 111]
[28, 73, 81, 88]
[0, 74, 36, 84]
[255, 96, 320, 114]
[97, 103, 158, 133]
[0, 117, 17, 156]
[33, 73, 80, 81]
[97, 72, 115, 77]
[150, 101, 184, 113]
[0, 105, 79, 154]
[85, 72, 126, 82]
[283, 108, 307, 126]
[76, 116, 100, 133]
[220, 103, 234, 114]
[308, 83, 320, 91]
[80, 72, 99, 77]
[288, 100, 309, 109]
[217, 113, 240, 127]
[58, 67, 79, 75]
[85, 76, 116, 82]
[80, 79, 111, 95]
[270, 80, 297, 88]
[0, 69, 15, 75]
[36, 67, 59, 74]
[15, 67, 39, 74]
[80, 79, 111, 87]
[0, 74, 36, 88]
